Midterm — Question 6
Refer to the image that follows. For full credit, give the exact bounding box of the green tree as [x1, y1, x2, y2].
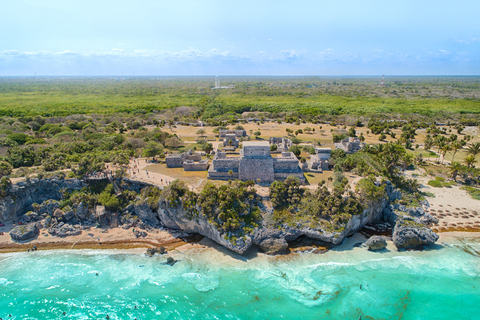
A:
[450, 141, 461, 163]
[98, 184, 120, 211]
[449, 161, 462, 182]
[348, 126, 356, 137]
[289, 145, 301, 158]
[464, 155, 477, 168]
[0, 161, 13, 178]
[142, 141, 163, 158]
[164, 136, 183, 149]
[467, 142, 480, 158]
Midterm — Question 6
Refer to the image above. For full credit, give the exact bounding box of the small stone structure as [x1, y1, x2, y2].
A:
[208, 141, 304, 183]
[219, 129, 247, 138]
[334, 137, 363, 153]
[269, 137, 292, 152]
[183, 159, 209, 171]
[222, 133, 240, 148]
[305, 147, 331, 172]
[166, 149, 208, 171]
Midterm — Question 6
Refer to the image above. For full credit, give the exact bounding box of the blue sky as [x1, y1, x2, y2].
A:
[1, 0, 479, 75]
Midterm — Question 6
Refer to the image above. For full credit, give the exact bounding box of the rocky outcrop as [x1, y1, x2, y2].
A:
[392, 216, 439, 249]
[76, 201, 89, 220]
[158, 201, 252, 254]
[1, 177, 439, 255]
[365, 236, 387, 251]
[20, 211, 40, 223]
[135, 201, 160, 225]
[382, 200, 439, 249]
[10, 223, 39, 242]
[48, 223, 82, 237]
[0, 178, 85, 221]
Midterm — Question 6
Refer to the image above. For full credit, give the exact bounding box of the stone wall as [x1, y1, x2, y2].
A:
[219, 130, 247, 138]
[184, 159, 209, 171]
[239, 158, 274, 183]
[165, 156, 183, 168]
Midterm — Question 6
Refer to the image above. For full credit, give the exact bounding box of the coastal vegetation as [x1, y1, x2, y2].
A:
[1, 76, 480, 118]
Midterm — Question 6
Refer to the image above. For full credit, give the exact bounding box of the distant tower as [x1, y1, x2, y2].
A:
[215, 75, 220, 89]
[381, 74, 385, 87]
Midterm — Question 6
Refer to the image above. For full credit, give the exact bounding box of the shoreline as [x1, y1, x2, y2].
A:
[1, 229, 478, 255]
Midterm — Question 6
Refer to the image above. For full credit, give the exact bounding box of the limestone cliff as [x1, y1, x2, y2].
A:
[0, 178, 84, 222]
[157, 200, 252, 254]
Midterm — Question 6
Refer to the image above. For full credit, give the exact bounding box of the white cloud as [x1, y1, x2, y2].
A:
[455, 37, 480, 44]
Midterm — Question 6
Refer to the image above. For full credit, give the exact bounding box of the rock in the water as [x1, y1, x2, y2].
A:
[146, 246, 167, 256]
[10, 223, 39, 242]
[365, 236, 387, 251]
[392, 218, 439, 249]
[134, 201, 159, 225]
[165, 256, 177, 266]
[256, 237, 289, 255]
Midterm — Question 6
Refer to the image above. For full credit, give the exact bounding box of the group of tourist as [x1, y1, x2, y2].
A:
[0, 221, 4, 236]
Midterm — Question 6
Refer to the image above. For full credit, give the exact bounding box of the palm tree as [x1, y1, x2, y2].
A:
[449, 161, 462, 182]
[400, 153, 413, 172]
[440, 144, 451, 164]
[450, 141, 461, 163]
[464, 155, 477, 168]
[467, 142, 480, 158]
[407, 178, 420, 193]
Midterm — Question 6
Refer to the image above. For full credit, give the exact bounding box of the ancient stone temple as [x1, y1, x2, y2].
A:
[305, 147, 331, 172]
[166, 149, 208, 171]
[208, 141, 304, 183]
[334, 137, 363, 153]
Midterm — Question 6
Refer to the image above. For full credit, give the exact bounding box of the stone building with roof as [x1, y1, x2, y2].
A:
[304, 147, 331, 172]
[208, 141, 304, 183]
[166, 149, 208, 171]
[334, 137, 363, 153]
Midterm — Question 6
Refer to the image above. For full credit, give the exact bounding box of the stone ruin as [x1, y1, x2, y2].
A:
[334, 137, 363, 153]
[268, 137, 292, 152]
[208, 141, 304, 183]
[222, 133, 240, 148]
[304, 147, 331, 172]
[166, 149, 209, 171]
[218, 129, 247, 138]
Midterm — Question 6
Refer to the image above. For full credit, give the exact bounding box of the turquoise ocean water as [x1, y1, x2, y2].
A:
[0, 238, 479, 319]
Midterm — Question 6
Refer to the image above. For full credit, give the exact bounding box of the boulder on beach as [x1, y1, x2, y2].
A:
[365, 236, 387, 251]
[256, 237, 289, 255]
[10, 223, 39, 242]
[20, 211, 39, 223]
[392, 218, 439, 249]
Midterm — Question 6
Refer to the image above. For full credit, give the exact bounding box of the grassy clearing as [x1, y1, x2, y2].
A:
[304, 171, 334, 186]
[144, 163, 229, 190]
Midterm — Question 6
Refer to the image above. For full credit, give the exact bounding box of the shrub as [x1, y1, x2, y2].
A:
[7, 133, 31, 145]
[427, 180, 443, 188]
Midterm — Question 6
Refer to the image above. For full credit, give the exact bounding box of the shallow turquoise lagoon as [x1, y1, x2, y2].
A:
[0, 238, 479, 319]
